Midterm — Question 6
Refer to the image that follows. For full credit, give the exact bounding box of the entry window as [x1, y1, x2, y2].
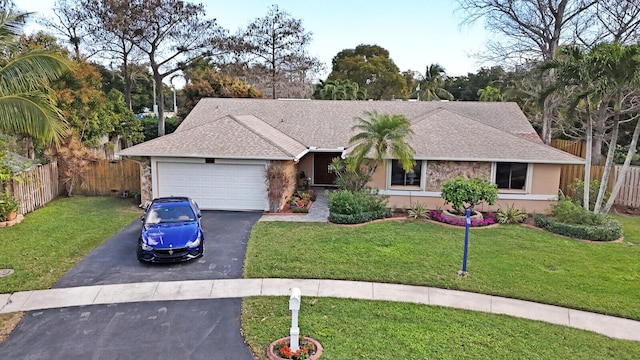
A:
[391, 160, 421, 187]
[496, 162, 527, 190]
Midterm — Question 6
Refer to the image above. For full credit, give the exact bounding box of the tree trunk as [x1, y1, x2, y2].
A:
[541, 70, 557, 144]
[594, 101, 621, 213]
[583, 104, 592, 210]
[153, 68, 165, 137]
[123, 59, 132, 111]
[602, 117, 640, 213]
[591, 103, 608, 165]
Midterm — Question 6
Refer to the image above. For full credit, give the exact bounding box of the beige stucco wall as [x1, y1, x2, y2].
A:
[369, 160, 561, 214]
[297, 155, 313, 187]
[530, 163, 561, 195]
[370, 162, 387, 189]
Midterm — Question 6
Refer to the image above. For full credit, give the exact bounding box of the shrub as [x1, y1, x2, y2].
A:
[328, 209, 392, 224]
[441, 177, 498, 214]
[495, 204, 528, 224]
[533, 213, 622, 241]
[0, 191, 19, 221]
[552, 199, 603, 226]
[569, 179, 609, 211]
[328, 157, 372, 191]
[407, 203, 430, 219]
[327, 189, 390, 224]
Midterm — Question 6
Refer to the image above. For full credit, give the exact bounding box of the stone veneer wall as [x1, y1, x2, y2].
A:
[426, 161, 492, 191]
[139, 157, 152, 205]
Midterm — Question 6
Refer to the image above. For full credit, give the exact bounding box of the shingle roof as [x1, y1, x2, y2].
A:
[404, 108, 581, 163]
[118, 114, 306, 159]
[119, 98, 583, 164]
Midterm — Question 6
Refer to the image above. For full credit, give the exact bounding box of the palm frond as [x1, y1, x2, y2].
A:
[0, 91, 68, 143]
[0, 51, 70, 95]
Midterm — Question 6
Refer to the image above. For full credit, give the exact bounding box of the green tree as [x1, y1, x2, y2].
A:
[104, 88, 143, 146]
[0, 11, 69, 144]
[328, 44, 405, 100]
[348, 111, 415, 178]
[548, 43, 640, 214]
[312, 79, 366, 100]
[441, 177, 498, 214]
[54, 59, 112, 147]
[477, 85, 503, 101]
[445, 66, 507, 101]
[417, 64, 454, 101]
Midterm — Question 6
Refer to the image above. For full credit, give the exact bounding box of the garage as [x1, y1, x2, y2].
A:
[155, 160, 268, 211]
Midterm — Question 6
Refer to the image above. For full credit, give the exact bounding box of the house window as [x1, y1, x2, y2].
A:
[496, 162, 527, 190]
[391, 160, 421, 187]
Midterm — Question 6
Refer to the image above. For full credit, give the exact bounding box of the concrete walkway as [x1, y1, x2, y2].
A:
[1, 278, 638, 342]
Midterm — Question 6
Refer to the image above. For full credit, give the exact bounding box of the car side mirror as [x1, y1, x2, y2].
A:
[140, 215, 145, 221]
[197, 212, 202, 218]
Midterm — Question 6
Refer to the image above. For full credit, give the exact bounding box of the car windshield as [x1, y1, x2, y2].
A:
[146, 204, 196, 224]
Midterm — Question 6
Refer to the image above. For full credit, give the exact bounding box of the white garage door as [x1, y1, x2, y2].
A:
[156, 161, 268, 211]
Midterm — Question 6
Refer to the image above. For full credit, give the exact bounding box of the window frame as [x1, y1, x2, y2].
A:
[387, 159, 425, 190]
[491, 162, 532, 193]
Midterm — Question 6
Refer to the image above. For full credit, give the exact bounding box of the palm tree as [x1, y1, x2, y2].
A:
[314, 79, 366, 100]
[477, 85, 503, 101]
[0, 10, 69, 144]
[548, 43, 640, 214]
[348, 111, 415, 175]
[418, 64, 453, 101]
[546, 45, 601, 210]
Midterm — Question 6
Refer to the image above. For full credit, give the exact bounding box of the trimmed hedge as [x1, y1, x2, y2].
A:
[329, 209, 392, 224]
[533, 213, 622, 241]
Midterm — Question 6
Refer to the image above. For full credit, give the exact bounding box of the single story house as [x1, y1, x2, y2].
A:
[118, 98, 583, 213]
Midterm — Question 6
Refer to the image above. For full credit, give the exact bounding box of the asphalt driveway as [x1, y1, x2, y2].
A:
[54, 210, 263, 287]
[0, 211, 261, 360]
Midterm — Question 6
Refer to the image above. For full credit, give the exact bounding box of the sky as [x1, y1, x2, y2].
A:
[20, 0, 492, 80]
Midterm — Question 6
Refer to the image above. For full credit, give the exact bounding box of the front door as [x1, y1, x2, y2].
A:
[313, 153, 340, 185]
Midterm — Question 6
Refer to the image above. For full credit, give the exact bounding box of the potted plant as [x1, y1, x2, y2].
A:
[0, 192, 19, 222]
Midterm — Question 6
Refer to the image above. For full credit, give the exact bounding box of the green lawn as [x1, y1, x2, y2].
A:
[0, 196, 142, 294]
[242, 297, 640, 360]
[244, 219, 640, 320]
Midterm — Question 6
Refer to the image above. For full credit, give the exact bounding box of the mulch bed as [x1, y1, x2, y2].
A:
[263, 202, 313, 215]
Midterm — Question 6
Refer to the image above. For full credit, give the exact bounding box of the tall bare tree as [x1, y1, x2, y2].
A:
[233, 5, 321, 99]
[40, 0, 88, 60]
[82, 0, 143, 111]
[127, 0, 226, 136]
[458, 0, 597, 145]
[581, 0, 640, 45]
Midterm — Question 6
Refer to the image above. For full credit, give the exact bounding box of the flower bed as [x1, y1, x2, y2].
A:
[267, 336, 323, 360]
[428, 210, 496, 227]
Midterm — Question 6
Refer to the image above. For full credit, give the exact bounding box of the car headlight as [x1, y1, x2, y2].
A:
[186, 233, 202, 248]
[140, 241, 153, 251]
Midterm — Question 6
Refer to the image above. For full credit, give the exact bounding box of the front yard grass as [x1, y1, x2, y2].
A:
[0, 196, 142, 294]
[242, 297, 640, 360]
[244, 219, 640, 320]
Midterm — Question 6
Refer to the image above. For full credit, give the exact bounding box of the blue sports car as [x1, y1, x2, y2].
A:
[137, 197, 204, 263]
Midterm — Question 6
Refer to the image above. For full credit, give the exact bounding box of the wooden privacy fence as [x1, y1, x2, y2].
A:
[6, 161, 60, 214]
[613, 166, 640, 207]
[551, 139, 586, 158]
[559, 164, 640, 208]
[77, 159, 140, 196]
